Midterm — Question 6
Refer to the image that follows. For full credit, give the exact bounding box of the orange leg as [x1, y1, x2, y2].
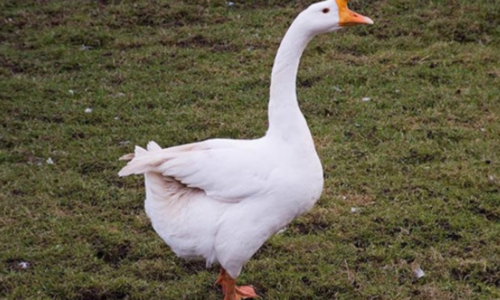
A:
[215, 268, 258, 300]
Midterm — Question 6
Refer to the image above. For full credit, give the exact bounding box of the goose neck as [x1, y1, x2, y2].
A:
[267, 19, 314, 141]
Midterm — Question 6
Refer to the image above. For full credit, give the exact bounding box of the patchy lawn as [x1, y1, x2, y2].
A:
[1, 0, 499, 299]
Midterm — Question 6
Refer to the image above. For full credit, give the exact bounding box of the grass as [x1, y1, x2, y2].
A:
[1, 0, 499, 299]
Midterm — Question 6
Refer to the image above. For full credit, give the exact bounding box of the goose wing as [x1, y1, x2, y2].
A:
[119, 139, 277, 203]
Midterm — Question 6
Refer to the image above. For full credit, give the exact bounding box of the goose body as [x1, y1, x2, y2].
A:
[119, 1, 373, 298]
[136, 136, 322, 276]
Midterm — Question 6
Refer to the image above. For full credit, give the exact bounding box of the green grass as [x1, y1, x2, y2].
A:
[1, 0, 499, 299]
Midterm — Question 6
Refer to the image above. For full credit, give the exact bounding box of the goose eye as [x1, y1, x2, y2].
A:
[322, 8, 330, 14]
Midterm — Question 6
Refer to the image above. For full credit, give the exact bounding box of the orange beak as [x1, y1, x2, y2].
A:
[336, 0, 374, 26]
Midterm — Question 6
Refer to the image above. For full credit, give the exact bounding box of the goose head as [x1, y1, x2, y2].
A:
[298, 0, 374, 35]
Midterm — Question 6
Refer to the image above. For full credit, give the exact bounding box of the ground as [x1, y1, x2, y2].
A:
[1, 0, 499, 299]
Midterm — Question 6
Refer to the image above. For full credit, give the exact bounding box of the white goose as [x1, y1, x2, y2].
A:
[119, 1, 372, 299]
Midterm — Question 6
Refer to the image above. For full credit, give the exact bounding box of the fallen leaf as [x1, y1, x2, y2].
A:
[412, 263, 425, 279]
[18, 262, 30, 269]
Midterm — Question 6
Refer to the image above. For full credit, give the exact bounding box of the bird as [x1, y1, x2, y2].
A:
[118, 1, 373, 299]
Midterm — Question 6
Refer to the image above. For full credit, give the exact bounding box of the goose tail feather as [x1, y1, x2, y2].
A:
[118, 142, 164, 177]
